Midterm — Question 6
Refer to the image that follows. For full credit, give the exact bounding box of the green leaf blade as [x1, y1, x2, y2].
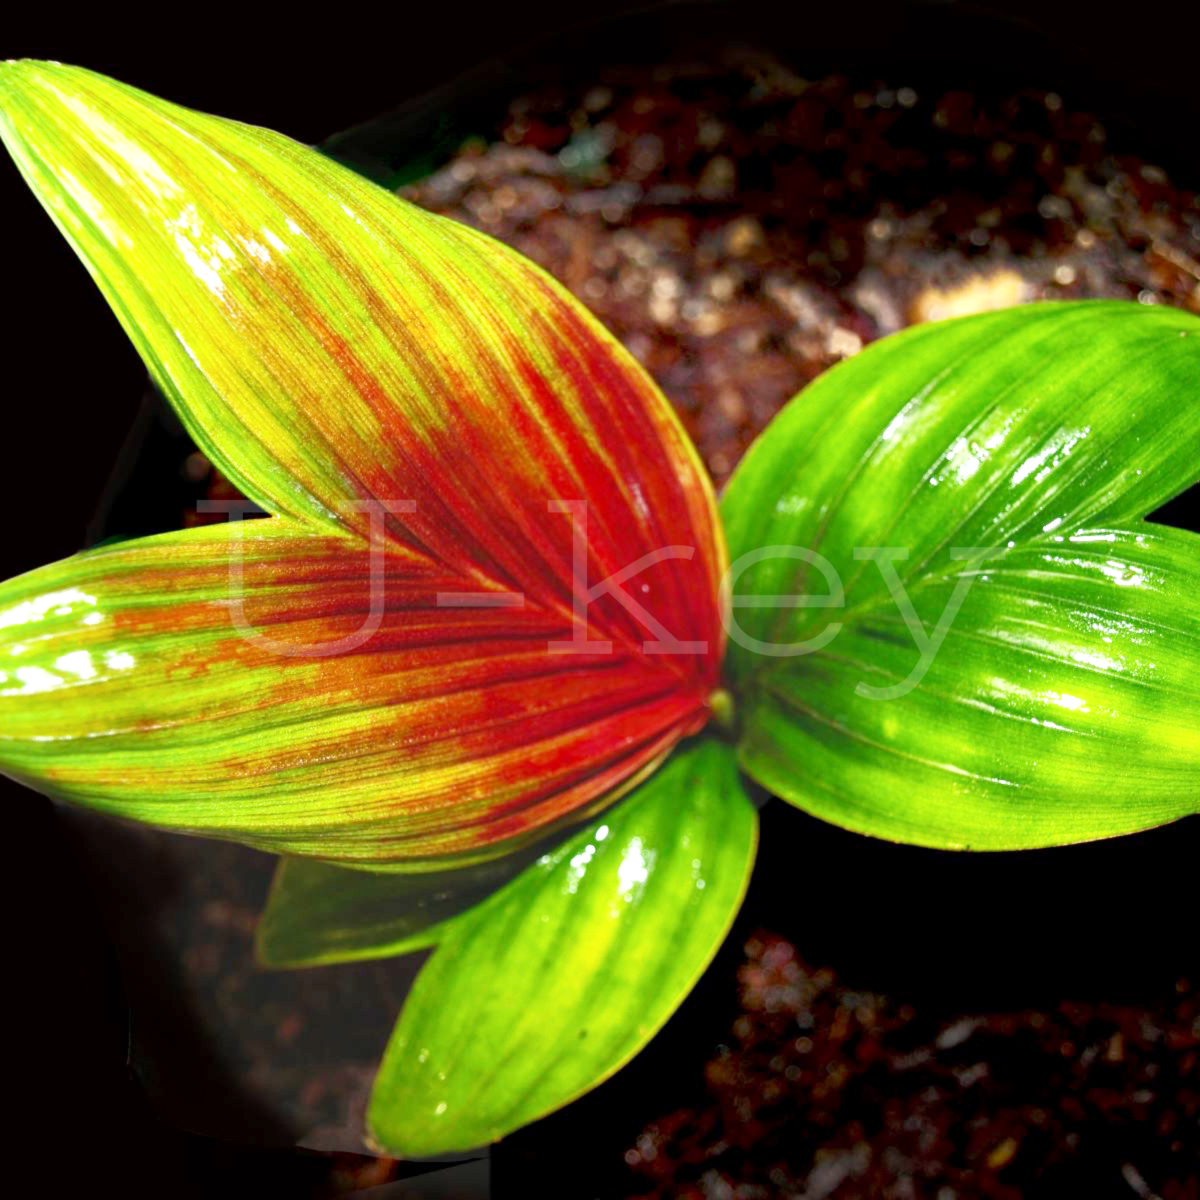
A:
[723, 301, 1200, 849]
[256, 853, 540, 968]
[722, 301, 1200, 684]
[367, 737, 757, 1155]
[741, 525, 1200, 848]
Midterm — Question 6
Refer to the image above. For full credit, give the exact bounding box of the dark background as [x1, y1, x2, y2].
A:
[3, 3, 1200, 1196]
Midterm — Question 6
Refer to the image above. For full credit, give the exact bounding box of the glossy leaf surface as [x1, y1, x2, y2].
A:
[257, 851, 540, 967]
[723, 302, 1200, 848]
[0, 63, 726, 862]
[367, 737, 757, 1155]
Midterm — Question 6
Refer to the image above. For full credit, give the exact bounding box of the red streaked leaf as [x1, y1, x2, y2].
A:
[0, 62, 727, 862]
[0, 61, 725, 670]
[0, 522, 710, 865]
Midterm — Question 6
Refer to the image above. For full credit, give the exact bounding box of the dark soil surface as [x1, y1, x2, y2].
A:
[60, 44, 1200, 1200]
[403, 46, 1200, 487]
[623, 933, 1200, 1199]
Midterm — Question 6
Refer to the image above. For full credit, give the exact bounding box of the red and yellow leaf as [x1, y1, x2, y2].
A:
[0, 522, 709, 865]
[0, 63, 726, 863]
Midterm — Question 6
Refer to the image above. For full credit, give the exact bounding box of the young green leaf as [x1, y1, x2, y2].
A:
[0, 63, 727, 864]
[367, 737, 758, 1156]
[257, 851, 540, 968]
[723, 301, 1200, 849]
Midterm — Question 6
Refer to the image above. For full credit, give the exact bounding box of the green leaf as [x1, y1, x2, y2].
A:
[256, 852, 541, 968]
[742, 525, 1200, 847]
[722, 301, 1200, 849]
[367, 737, 757, 1155]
